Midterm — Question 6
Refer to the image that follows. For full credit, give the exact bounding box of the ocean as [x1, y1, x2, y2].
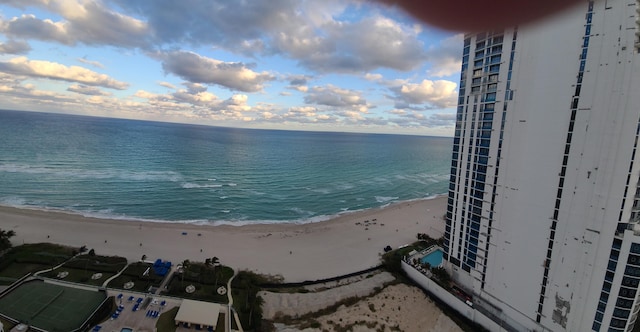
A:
[0, 109, 452, 225]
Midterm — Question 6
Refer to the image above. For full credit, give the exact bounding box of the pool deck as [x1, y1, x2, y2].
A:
[94, 291, 183, 332]
[405, 245, 443, 276]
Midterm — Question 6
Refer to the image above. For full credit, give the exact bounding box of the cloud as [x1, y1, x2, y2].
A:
[386, 111, 457, 129]
[77, 57, 104, 68]
[158, 81, 176, 89]
[274, 16, 426, 73]
[0, 57, 128, 89]
[304, 85, 368, 110]
[364, 73, 382, 81]
[287, 74, 311, 86]
[159, 51, 274, 92]
[0, 1, 149, 48]
[109, 1, 426, 73]
[426, 34, 464, 78]
[67, 84, 110, 96]
[0, 39, 31, 54]
[390, 79, 458, 109]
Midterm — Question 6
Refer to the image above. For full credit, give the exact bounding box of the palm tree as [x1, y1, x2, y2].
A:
[181, 259, 190, 287]
[0, 229, 16, 251]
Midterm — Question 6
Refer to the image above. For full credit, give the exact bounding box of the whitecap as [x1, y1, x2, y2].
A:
[181, 183, 223, 189]
[375, 196, 399, 203]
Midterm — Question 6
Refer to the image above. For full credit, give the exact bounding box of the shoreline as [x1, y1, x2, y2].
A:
[0, 196, 447, 282]
[0, 194, 445, 226]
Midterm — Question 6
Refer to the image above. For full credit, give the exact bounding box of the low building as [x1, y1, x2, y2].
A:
[174, 299, 221, 330]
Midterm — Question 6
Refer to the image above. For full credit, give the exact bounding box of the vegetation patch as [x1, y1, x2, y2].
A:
[166, 260, 234, 303]
[0, 243, 78, 284]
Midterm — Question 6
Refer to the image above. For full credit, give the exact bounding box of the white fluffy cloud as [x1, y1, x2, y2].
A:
[0, 1, 149, 48]
[391, 79, 458, 109]
[0, 57, 128, 89]
[305, 85, 368, 110]
[159, 51, 274, 92]
[274, 16, 426, 73]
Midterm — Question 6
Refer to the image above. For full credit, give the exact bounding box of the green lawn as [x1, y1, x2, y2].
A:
[0, 243, 78, 284]
[166, 264, 233, 303]
[104, 262, 164, 292]
[40, 267, 115, 286]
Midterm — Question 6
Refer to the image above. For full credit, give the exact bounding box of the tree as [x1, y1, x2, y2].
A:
[431, 266, 452, 287]
[141, 254, 147, 261]
[88, 249, 96, 256]
[0, 229, 16, 251]
[181, 259, 190, 287]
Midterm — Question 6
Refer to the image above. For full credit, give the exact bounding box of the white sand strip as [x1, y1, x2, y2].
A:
[0, 197, 446, 282]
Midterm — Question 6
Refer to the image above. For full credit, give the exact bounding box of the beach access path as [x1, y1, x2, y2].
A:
[0, 197, 446, 282]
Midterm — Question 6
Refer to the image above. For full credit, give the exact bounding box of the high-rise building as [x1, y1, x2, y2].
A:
[443, 0, 640, 331]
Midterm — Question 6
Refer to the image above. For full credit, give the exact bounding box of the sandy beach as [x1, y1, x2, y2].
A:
[0, 197, 446, 282]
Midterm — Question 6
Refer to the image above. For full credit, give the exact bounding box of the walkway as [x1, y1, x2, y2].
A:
[227, 270, 243, 332]
[102, 262, 131, 287]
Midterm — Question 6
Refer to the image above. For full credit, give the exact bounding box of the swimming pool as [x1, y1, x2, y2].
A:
[120, 328, 133, 332]
[420, 249, 443, 267]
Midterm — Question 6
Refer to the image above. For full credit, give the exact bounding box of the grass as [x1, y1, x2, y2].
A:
[0, 279, 105, 332]
[166, 263, 234, 303]
[0, 316, 16, 331]
[105, 262, 164, 292]
[41, 267, 115, 286]
[156, 306, 178, 332]
[0, 243, 78, 283]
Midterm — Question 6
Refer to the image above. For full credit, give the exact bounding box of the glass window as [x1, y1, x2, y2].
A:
[489, 64, 500, 73]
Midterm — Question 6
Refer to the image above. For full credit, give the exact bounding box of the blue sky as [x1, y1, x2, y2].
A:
[0, 0, 462, 136]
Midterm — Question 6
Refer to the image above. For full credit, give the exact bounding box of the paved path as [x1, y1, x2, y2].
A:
[102, 262, 131, 287]
[227, 270, 243, 332]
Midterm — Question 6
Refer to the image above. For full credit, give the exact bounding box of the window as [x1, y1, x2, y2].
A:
[488, 74, 499, 82]
[473, 69, 483, 77]
[476, 41, 485, 49]
[472, 77, 482, 85]
[487, 83, 498, 91]
[490, 55, 501, 64]
[489, 64, 500, 73]
[475, 50, 484, 59]
[474, 59, 484, 67]
[485, 92, 497, 102]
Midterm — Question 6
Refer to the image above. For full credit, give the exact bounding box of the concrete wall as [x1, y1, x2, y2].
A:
[402, 260, 508, 332]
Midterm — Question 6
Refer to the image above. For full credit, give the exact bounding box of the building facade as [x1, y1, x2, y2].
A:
[443, 0, 640, 331]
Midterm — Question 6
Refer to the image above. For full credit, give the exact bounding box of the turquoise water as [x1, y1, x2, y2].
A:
[421, 249, 444, 267]
[0, 109, 452, 225]
[120, 328, 133, 332]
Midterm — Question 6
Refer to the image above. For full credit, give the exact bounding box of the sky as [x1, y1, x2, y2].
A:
[0, 0, 463, 136]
